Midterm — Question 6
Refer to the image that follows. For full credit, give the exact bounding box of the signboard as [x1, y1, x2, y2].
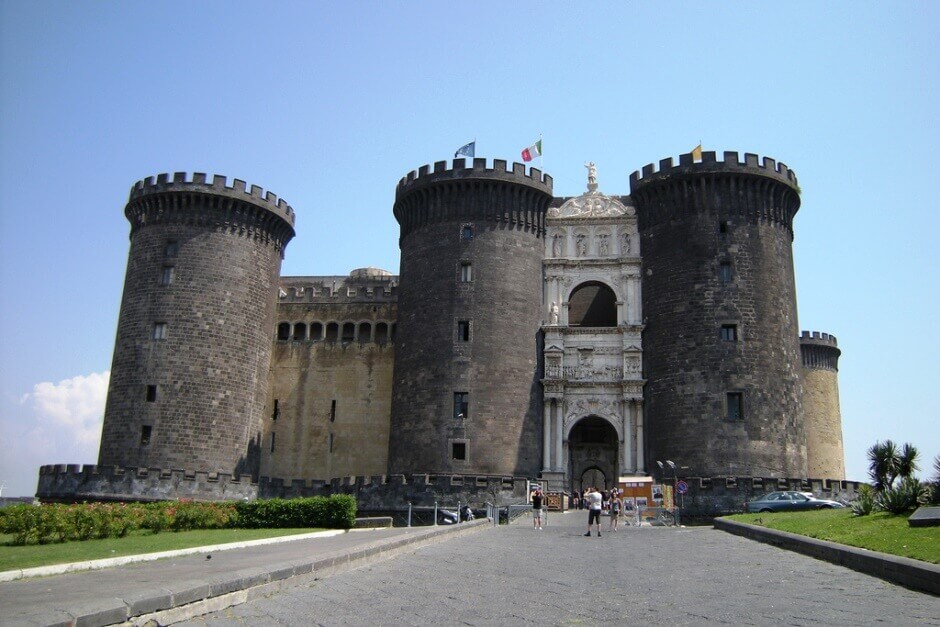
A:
[676, 480, 689, 494]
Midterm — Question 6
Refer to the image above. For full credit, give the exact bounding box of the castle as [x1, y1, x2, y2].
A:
[37, 151, 849, 513]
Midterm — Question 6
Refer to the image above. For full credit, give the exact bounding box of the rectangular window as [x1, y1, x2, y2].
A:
[160, 266, 174, 286]
[454, 392, 469, 420]
[329, 432, 334, 453]
[330, 399, 336, 422]
[164, 240, 179, 258]
[719, 220, 729, 234]
[272, 399, 279, 421]
[461, 225, 473, 241]
[140, 425, 152, 446]
[720, 324, 738, 342]
[146, 385, 157, 402]
[452, 441, 467, 461]
[457, 320, 470, 342]
[719, 262, 732, 284]
[152, 322, 167, 340]
[727, 392, 744, 420]
[270, 432, 276, 453]
[460, 262, 472, 282]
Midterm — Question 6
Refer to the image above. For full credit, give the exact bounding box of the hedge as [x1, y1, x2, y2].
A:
[0, 495, 356, 545]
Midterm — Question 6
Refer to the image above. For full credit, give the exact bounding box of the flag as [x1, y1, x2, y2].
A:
[455, 141, 475, 159]
[691, 144, 703, 161]
[521, 139, 542, 162]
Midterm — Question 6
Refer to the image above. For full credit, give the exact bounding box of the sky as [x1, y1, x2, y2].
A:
[0, 2, 937, 497]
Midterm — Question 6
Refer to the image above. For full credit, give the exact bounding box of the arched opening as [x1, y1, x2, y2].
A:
[310, 322, 323, 341]
[568, 281, 617, 327]
[569, 416, 619, 493]
[358, 322, 372, 343]
[277, 322, 291, 341]
[375, 322, 388, 344]
[293, 322, 306, 341]
[325, 322, 339, 342]
[342, 322, 355, 343]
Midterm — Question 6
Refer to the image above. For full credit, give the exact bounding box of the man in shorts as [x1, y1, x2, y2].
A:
[584, 487, 603, 537]
[532, 489, 544, 530]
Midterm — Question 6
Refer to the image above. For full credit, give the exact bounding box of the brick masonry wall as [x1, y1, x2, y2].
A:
[98, 189, 290, 478]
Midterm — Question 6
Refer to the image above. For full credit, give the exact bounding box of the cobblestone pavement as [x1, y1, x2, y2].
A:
[181, 512, 940, 626]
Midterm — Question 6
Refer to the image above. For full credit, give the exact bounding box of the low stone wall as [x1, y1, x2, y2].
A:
[675, 476, 861, 519]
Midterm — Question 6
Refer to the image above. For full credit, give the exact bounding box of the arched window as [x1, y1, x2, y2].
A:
[342, 322, 355, 343]
[358, 322, 372, 343]
[293, 322, 306, 341]
[325, 322, 339, 342]
[568, 282, 617, 327]
[277, 322, 291, 341]
[375, 322, 388, 344]
[310, 322, 323, 341]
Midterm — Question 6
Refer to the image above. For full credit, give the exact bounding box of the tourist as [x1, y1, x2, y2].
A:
[532, 489, 545, 530]
[609, 490, 622, 532]
[583, 487, 603, 537]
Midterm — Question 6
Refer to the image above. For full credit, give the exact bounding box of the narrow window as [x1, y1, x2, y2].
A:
[720, 324, 738, 342]
[727, 392, 744, 420]
[330, 400, 336, 422]
[293, 323, 306, 341]
[164, 240, 179, 258]
[358, 322, 372, 342]
[146, 385, 157, 402]
[272, 399, 279, 421]
[325, 322, 339, 342]
[454, 392, 469, 420]
[719, 262, 732, 284]
[375, 322, 388, 344]
[452, 441, 467, 461]
[277, 322, 291, 341]
[341, 322, 355, 343]
[457, 320, 470, 342]
[140, 425, 152, 446]
[460, 262, 473, 282]
[461, 225, 473, 241]
[270, 432, 276, 453]
[719, 220, 729, 234]
[160, 266, 174, 286]
[311, 322, 323, 341]
[329, 433, 334, 453]
[152, 322, 167, 340]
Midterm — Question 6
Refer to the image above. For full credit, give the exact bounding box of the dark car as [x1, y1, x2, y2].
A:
[746, 491, 845, 513]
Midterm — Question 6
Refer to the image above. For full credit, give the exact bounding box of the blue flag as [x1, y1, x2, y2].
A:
[455, 141, 475, 158]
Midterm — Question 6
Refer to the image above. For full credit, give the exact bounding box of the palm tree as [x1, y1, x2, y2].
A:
[867, 440, 900, 491]
[897, 443, 919, 480]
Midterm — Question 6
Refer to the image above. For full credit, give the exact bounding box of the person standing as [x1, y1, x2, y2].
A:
[532, 489, 545, 530]
[584, 487, 603, 537]
[609, 490, 622, 532]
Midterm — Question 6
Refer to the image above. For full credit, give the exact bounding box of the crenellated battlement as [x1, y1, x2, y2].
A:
[800, 330, 838, 347]
[396, 157, 553, 199]
[629, 151, 798, 191]
[128, 172, 295, 226]
[800, 330, 841, 371]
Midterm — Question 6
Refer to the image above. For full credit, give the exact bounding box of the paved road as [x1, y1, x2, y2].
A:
[182, 512, 940, 626]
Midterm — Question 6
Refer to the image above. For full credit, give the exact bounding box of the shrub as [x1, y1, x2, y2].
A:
[851, 484, 876, 516]
[877, 476, 925, 514]
[235, 495, 356, 529]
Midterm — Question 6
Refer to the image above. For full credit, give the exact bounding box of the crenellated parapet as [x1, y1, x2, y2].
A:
[630, 151, 801, 235]
[800, 330, 841, 370]
[125, 172, 295, 252]
[393, 158, 553, 238]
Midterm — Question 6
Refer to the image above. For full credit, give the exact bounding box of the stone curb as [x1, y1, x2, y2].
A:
[7, 520, 491, 627]
[0, 529, 347, 583]
[713, 518, 940, 595]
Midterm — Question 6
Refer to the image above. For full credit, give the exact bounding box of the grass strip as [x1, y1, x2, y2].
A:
[0, 527, 321, 571]
[725, 509, 939, 564]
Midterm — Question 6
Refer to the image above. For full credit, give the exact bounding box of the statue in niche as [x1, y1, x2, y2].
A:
[597, 234, 609, 256]
[549, 302, 559, 325]
[552, 233, 564, 257]
[576, 234, 587, 257]
[619, 231, 630, 255]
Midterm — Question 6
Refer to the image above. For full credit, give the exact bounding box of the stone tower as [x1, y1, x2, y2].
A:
[98, 173, 295, 479]
[388, 158, 553, 476]
[800, 331, 845, 479]
[631, 152, 806, 477]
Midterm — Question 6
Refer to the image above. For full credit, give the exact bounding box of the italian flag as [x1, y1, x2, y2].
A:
[521, 139, 542, 162]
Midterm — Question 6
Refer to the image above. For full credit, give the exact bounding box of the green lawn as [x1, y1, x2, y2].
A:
[725, 509, 940, 564]
[0, 528, 322, 572]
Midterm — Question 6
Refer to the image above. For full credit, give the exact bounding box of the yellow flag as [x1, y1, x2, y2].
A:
[691, 144, 703, 161]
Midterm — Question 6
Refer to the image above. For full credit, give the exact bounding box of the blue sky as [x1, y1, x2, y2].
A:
[1, 2, 937, 496]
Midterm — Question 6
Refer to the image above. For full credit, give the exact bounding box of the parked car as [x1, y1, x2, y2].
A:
[437, 509, 459, 524]
[746, 491, 845, 513]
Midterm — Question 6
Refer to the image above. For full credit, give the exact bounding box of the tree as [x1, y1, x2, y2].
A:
[866, 440, 925, 514]
[867, 440, 900, 491]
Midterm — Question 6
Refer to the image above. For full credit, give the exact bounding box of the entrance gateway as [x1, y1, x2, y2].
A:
[539, 165, 646, 493]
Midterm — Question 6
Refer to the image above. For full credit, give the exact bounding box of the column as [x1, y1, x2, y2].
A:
[554, 400, 564, 472]
[635, 402, 645, 471]
[543, 401, 552, 472]
[623, 401, 634, 473]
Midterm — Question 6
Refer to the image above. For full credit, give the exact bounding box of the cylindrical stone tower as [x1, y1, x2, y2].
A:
[800, 331, 845, 480]
[631, 151, 805, 477]
[98, 172, 295, 479]
[388, 158, 552, 476]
